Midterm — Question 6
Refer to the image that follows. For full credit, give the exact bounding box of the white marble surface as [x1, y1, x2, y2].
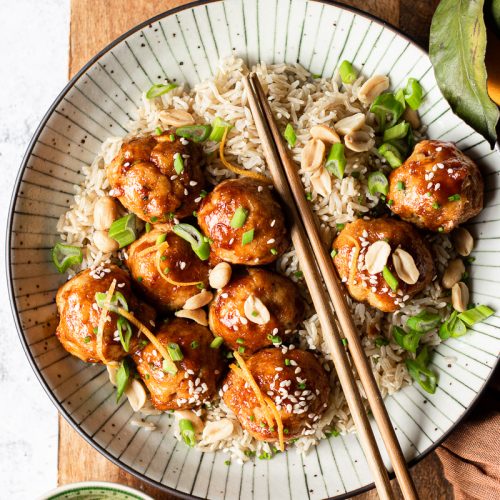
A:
[0, 1, 69, 498]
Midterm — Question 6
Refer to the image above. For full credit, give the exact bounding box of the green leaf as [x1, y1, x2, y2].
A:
[492, 0, 500, 32]
[429, 0, 499, 148]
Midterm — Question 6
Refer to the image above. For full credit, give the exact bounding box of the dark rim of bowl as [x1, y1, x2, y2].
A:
[6, 1, 499, 499]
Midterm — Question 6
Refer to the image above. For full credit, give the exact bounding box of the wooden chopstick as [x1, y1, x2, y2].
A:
[242, 75, 395, 500]
[246, 73, 419, 500]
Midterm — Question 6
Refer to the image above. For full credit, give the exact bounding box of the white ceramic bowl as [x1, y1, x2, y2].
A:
[38, 481, 154, 500]
[8, 1, 500, 499]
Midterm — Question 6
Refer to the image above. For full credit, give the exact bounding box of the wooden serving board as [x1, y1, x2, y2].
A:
[60, 1, 450, 498]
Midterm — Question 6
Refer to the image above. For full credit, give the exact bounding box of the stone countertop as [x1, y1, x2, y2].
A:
[0, 1, 69, 498]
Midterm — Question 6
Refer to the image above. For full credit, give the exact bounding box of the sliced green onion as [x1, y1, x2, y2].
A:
[284, 123, 297, 147]
[284, 358, 291, 366]
[336, 223, 345, 231]
[236, 338, 245, 345]
[382, 265, 398, 291]
[338, 60, 357, 84]
[370, 93, 404, 130]
[406, 310, 441, 333]
[191, 340, 200, 349]
[210, 337, 224, 349]
[95, 291, 129, 313]
[406, 346, 437, 394]
[403, 78, 423, 110]
[375, 337, 389, 347]
[396, 181, 405, 191]
[378, 143, 403, 168]
[267, 334, 282, 344]
[368, 171, 389, 196]
[394, 88, 406, 110]
[305, 192, 313, 201]
[270, 248, 278, 255]
[439, 311, 467, 340]
[169, 134, 175, 142]
[383, 121, 410, 142]
[242, 228, 255, 245]
[162, 359, 177, 374]
[108, 214, 137, 248]
[392, 326, 422, 353]
[179, 419, 196, 447]
[230, 207, 249, 229]
[448, 194, 461, 202]
[173, 223, 210, 260]
[208, 117, 233, 142]
[325, 143, 347, 179]
[116, 358, 130, 402]
[146, 82, 178, 99]
[174, 153, 184, 174]
[156, 233, 167, 245]
[432, 201, 441, 209]
[167, 342, 184, 361]
[458, 305, 494, 326]
[52, 243, 83, 273]
[83, 336, 91, 343]
[116, 316, 133, 352]
[145, 222, 152, 233]
[154, 126, 163, 135]
[331, 249, 338, 258]
[175, 124, 212, 143]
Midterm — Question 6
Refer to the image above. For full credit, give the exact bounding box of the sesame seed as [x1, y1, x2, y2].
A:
[257, 186, 263, 192]
[184, 188, 189, 196]
[267, 238, 275, 244]
[189, 181, 198, 186]
[270, 219, 276, 227]
[436, 147, 442, 152]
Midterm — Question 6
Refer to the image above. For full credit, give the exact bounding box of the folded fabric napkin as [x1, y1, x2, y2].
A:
[436, 371, 499, 500]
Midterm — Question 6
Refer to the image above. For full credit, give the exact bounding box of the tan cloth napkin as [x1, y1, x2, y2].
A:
[436, 371, 500, 500]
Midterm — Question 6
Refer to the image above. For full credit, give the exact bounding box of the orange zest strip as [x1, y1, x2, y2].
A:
[264, 396, 285, 452]
[155, 241, 202, 287]
[116, 307, 177, 375]
[231, 351, 274, 427]
[96, 279, 117, 364]
[220, 128, 272, 183]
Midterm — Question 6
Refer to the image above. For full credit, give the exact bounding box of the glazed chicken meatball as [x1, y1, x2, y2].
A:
[223, 348, 330, 442]
[197, 178, 288, 265]
[388, 140, 483, 232]
[125, 227, 209, 312]
[107, 132, 206, 223]
[332, 218, 434, 312]
[132, 318, 222, 411]
[55, 266, 155, 363]
[209, 268, 304, 354]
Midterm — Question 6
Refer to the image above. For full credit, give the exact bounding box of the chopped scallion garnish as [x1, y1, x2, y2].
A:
[117, 316, 133, 352]
[439, 311, 467, 340]
[382, 265, 398, 291]
[230, 207, 249, 229]
[242, 228, 255, 245]
[191, 340, 200, 349]
[458, 305, 494, 326]
[392, 326, 422, 353]
[176, 124, 212, 143]
[370, 93, 404, 130]
[179, 419, 196, 447]
[406, 310, 441, 333]
[172, 223, 210, 260]
[405, 346, 437, 394]
[368, 171, 389, 196]
[403, 78, 423, 110]
[325, 143, 346, 179]
[284, 123, 297, 147]
[338, 60, 357, 84]
[378, 143, 402, 168]
[375, 337, 389, 347]
[108, 214, 137, 248]
[146, 82, 178, 99]
[383, 121, 410, 142]
[51, 243, 83, 273]
[115, 358, 130, 402]
[167, 342, 183, 361]
[210, 337, 224, 349]
[270, 248, 278, 255]
[397, 181, 405, 191]
[448, 194, 461, 202]
[156, 233, 167, 245]
[174, 154, 184, 174]
[331, 249, 338, 258]
[95, 291, 129, 313]
[208, 117, 233, 142]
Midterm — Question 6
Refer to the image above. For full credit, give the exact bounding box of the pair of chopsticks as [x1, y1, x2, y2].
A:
[242, 73, 418, 500]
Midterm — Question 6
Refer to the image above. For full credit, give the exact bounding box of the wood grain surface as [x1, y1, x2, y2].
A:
[60, 1, 452, 498]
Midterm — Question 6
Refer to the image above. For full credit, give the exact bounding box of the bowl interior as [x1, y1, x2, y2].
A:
[9, 1, 500, 499]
